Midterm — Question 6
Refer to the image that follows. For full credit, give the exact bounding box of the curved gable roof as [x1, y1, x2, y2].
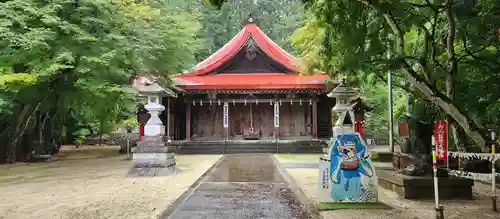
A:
[184, 23, 300, 76]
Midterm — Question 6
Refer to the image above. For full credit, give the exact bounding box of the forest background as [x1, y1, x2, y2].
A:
[1, 0, 497, 163]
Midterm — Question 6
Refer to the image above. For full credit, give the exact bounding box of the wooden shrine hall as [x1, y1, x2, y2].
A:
[134, 16, 370, 152]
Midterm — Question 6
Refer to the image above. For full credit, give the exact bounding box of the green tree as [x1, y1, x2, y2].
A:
[298, 0, 500, 151]
[208, 0, 500, 151]
[0, 0, 201, 162]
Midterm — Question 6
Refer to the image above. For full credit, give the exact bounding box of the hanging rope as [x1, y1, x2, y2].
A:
[249, 102, 254, 133]
[244, 94, 257, 134]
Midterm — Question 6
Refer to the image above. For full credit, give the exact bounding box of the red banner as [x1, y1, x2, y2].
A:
[354, 120, 364, 138]
[434, 120, 448, 161]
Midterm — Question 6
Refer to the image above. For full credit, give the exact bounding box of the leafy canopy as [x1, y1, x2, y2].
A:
[0, 0, 202, 161]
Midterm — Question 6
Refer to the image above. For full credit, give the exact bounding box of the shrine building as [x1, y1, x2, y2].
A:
[133, 16, 370, 153]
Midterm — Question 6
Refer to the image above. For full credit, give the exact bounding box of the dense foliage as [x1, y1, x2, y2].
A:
[0, 0, 201, 162]
[7, 0, 498, 162]
[0, 0, 303, 163]
[208, 0, 500, 151]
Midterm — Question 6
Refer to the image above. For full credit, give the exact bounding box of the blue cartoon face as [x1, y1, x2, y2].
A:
[337, 144, 360, 170]
[330, 134, 367, 161]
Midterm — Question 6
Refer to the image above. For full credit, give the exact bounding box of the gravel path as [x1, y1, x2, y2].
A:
[0, 155, 222, 219]
[286, 168, 500, 219]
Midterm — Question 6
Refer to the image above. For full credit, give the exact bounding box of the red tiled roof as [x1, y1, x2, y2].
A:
[184, 23, 299, 76]
[174, 73, 328, 90]
[174, 20, 328, 91]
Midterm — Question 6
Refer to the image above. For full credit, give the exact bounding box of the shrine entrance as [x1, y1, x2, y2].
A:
[228, 101, 274, 140]
[133, 15, 370, 153]
[185, 94, 324, 142]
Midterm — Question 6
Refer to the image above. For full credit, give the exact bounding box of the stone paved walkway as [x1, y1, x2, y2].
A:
[164, 154, 313, 219]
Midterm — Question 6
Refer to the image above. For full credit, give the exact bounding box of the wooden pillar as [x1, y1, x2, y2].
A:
[223, 101, 229, 141]
[274, 101, 279, 139]
[186, 102, 191, 141]
[166, 98, 170, 140]
[312, 99, 318, 139]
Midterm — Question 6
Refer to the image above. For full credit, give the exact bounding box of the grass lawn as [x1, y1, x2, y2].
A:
[317, 202, 391, 211]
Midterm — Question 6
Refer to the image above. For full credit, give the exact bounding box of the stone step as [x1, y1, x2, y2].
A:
[180, 149, 224, 154]
[177, 143, 323, 154]
[225, 149, 277, 154]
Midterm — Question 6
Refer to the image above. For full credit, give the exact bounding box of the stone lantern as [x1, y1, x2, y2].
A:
[326, 78, 360, 141]
[128, 75, 179, 176]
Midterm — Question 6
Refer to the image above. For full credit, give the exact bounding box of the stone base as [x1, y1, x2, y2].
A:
[392, 153, 450, 176]
[132, 152, 176, 166]
[128, 152, 178, 177]
[127, 164, 180, 177]
[376, 169, 474, 200]
[127, 135, 179, 177]
[373, 151, 393, 163]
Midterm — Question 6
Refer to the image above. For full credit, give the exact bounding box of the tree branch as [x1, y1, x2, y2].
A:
[405, 0, 445, 11]
[458, 30, 498, 72]
[400, 59, 487, 150]
[360, 0, 488, 150]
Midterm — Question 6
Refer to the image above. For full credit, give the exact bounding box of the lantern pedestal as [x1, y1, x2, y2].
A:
[128, 96, 179, 177]
[127, 136, 179, 176]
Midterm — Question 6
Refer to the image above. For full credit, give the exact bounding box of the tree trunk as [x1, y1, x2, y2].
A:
[99, 120, 104, 146]
[7, 104, 32, 163]
[444, 1, 467, 152]
[6, 93, 51, 163]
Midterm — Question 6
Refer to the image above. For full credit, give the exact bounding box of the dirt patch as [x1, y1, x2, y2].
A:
[0, 154, 222, 219]
[0, 145, 122, 184]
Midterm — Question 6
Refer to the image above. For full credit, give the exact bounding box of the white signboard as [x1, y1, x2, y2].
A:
[274, 102, 279, 128]
[318, 157, 330, 193]
[223, 102, 229, 128]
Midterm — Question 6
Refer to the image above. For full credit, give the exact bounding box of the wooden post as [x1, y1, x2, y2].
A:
[491, 131, 497, 211]
[223, 101, 229, 141]
[166, 98, 170, 141]
[186, 102, 191, 141]
[274, 101, 280, 140]
[312, 98, 318, 139]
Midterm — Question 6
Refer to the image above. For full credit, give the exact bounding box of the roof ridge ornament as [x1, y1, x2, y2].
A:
[245, 38, 257, 60]
[242, 13, 257, 26]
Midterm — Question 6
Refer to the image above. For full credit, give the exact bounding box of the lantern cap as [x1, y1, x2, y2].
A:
[132, 74, 177, 97]
[327, 78, 359, 100]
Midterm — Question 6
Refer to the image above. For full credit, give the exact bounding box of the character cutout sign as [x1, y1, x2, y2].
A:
[323, 133, 377, 202]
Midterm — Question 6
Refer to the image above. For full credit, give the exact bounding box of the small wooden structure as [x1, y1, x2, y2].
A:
[133, 15, 370, 151]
